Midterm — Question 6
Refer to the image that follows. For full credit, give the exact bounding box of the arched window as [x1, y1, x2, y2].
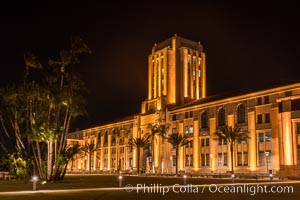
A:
[237, 104, 246, 123]
[104, 131, 108, 146]
[218, 107, 225, 126]
[119, 137, 124, 145]
[97, 132, 101, 147]
[111, 136, 116, 146]
[201, 111, 208, 129]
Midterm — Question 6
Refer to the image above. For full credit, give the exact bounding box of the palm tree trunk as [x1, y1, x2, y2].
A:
[89, 153, 92, 174]
[152, 136, 155, 173]
[137, 148, 140, 174]
[175, 148, 178, 175]
[230, 143, 234, 174]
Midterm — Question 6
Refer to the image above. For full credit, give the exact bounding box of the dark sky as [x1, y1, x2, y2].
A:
[0, 1, 299, 131]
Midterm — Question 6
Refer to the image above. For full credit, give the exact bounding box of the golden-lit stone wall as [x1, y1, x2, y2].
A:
[67, 36, 300, 176]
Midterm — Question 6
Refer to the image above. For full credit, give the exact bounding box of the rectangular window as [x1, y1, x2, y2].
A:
[190, 155, 193, 167]
[201, 139, 205, 147]
[189, 111, 193, 118]
[297, 122, 300, 134]
[172, 155, 176, 166]
[278, 102, 283, 113]
[258, 151, 265, 166]
[185, 112, 189, 118]
[258, 133, 264, 142]
[265, 113, 270, 123]
[201, 154, 205, 166]
[172, 115, 177, 121]
[172, 128, 177, 134]
[206, 154, 210, 166]
[265, 132, 271, 142]
[185, 126, 189, 134]
[292, 99, 300, 111]
[223, 139, 227, 145]
[257, 97, 262, 105]
[218, 138, 222, 145]
[206, 138, 210, 146]
[237, 152, 242, 166]
[185, 155, 189, 166]
[264, 96, 270, 104]
[189, 125, 194, 134]
[218, 153, 222, 166]
[129, 158, 132, 167]
[224, 153, 228, 166]
[257, 114, 263, 124]
[244, 152, 248, 166]
[189, 141, 193, 148]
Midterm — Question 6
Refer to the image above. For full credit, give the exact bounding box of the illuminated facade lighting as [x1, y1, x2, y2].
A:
[67, 35, 300, 177]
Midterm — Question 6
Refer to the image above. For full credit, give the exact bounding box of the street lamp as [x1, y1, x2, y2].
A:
[118, 175, 123, 187]
[269, 174, 273, 182]
[265, 151, 270, 174]
[32, 176, 38, 191]
[231, 174, 235, 183]
[183, 174, 187, 185]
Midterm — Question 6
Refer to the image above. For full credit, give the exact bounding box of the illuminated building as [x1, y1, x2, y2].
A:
[67, 35, 300, 176]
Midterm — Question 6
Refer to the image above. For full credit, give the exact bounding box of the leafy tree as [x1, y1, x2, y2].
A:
[167, 132, 190, 175]
[0, 36, 91, 181]
[128, 135, 149, 174]
[214, 125, 249, 174]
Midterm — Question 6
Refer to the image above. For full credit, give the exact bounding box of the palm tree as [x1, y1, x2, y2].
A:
[146, 123, 169, 172]
[81, 142, 97, 174]
[214, 125, 249, 174]
[66, 143, 82, 172]
[128, 135, 149, 174]
[167, 132, 190, 175]
[59, 143, 81, 180]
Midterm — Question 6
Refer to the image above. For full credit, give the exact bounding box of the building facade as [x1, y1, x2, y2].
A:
[67, 35, 300, 176]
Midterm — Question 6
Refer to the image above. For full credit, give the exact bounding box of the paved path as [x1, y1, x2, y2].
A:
[0, 180, 299, 196]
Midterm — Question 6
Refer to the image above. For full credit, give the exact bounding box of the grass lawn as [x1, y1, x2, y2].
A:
[0, 175, 299, 200]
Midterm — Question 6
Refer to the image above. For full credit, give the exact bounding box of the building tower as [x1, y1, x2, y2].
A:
[141, 35, 206, 114]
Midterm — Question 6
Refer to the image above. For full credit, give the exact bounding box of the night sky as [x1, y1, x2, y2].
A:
[0, 1, 299, 131]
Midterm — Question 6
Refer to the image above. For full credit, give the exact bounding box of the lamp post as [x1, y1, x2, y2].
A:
[32, 176, 38, 191]
[183, 174, 187, 185]
[231, 174, 235, 183]
[269, 174, 273, 182]
[118, 175, 123, 187]
[265, 151, 270, 174]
